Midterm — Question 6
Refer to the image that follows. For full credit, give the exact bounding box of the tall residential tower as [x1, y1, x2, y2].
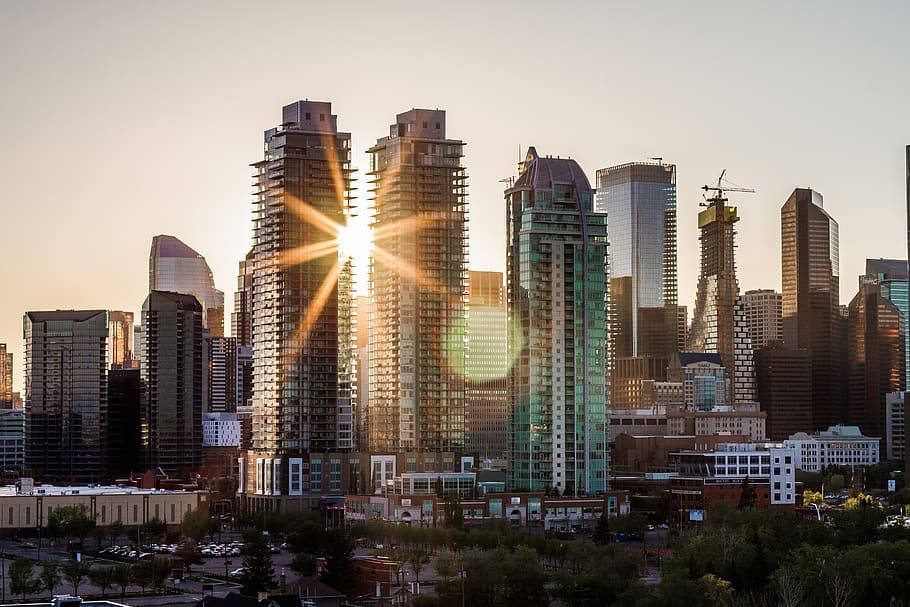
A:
[506, 147, 608, 495]
[367, 109, 467, 453]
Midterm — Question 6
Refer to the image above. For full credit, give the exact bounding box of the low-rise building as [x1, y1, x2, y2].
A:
[0, 480, 205, 535]
[667, 401, 767, 440]
[783, 425, 880, 472]
[668, 443, 796, 528]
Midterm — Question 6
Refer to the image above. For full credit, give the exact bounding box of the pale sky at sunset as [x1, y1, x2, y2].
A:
[1, 1, 909, 392]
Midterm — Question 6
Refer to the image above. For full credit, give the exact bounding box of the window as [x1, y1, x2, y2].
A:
[133, 505, 138, 523]
[305, 112, 311, 120]
[320, 114, 326, 121]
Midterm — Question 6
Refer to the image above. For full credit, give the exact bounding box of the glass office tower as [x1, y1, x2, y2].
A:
[24, 310, 109, 484]
[149, 235, 225, 336]
[506, 147, 608, 495]
[865, 258, 909, 389]
[781, 188, 845, 430]
[595, 162, 678, 360]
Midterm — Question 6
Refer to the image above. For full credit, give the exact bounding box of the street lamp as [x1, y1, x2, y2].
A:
[458, 570, 467, 607]
[224, 556, 231, 580]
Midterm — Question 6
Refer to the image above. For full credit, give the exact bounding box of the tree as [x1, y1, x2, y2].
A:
[39, 561, 61, 600]
[89, 566, 116, 597]
[290, 552, 317, 576]
[182, 508, 216, 543]
[240, 533, 276, 596]
[176, 541, 203, 572]
[443, 494, 464, 530]
[738, 476, 757, 510]
[48, 504, 97, 548]
[111, 563, 134, 602]
[108, 520, 125, 547]
[435, 549, 457, 583]
[146, 557, 173, 594]
[406, 547, 430, 586]
[9, 557, 41, 600]
[592, 513, 612, 545]
[61, 559, 92, 596]
[142, 517, 167, 543]
[321, 529, 357, 596]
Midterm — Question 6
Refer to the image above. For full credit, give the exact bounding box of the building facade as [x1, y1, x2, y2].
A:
[781, 188, 845, 431]
[847, 280, 905, 438]
[24, 310, 109, 484]
[506, 147, 608, 495]
[885, 391, 906, 461]
[208, 337, 236, 413]
[0, 344, 13, 408]
[231, 249, 254, 347]
[742, 289, 782, 349]
[865, 258, 909, 388]
[465, 271, 510, 460]
[595, 162, 678, 358]
[141, 291, 203, 476]
[107, 367, 141, 480]
[687, 196, 755, 403]
[108, 311, 134, 369]
[0, 409, 24, 472]
[367, 109, 467, 453]
[149, 235, 225, 336]
[242, 100, 355, 504]
[783, 425, 880, 472]
[754, 343, 813, 440]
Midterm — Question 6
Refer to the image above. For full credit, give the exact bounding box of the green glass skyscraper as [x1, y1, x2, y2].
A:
[505, 147, 608, 495]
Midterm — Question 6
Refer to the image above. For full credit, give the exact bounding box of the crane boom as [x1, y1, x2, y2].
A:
[702, 170, 755, 203]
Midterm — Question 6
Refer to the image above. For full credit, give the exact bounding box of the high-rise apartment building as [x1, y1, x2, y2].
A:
[743, 289, 782, 349]
[24, 310, 109, 484]
[149, 235, 225, 336]
[847, 281, 904, 438]
[0, 343, 12, 408]
[367, 109, 466, 453]
[232, 250, 254, 347]
[141, 291, 204, 476]
[781, 188, 845, 430]
[243, 101, 355, 503]
[505, 147, 608, 495]
[865, 258, 909, 388]
[465, 270, 510, 460]
[687, 192, 755, 402]
[208, 337, 237, 413]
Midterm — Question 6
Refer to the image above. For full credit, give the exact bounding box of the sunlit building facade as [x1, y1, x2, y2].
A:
[865, 258, 909, 388]
[465, 271, 510, 460]
[0, 343, 12, 409]
[232, 249, 254, 347]
[141, 291, 204, 476]
[149, 234, 225, 336]
[24, 310, 109, 484]
[506, 147, 608, 495]
[742, 289, 782, 349]
[687, 198, 755, 402]
[208, 336, 236, 413]
[367, 109, 467, 453]
[781, 188, 845, 430]
[847, 281, 905, 438]
[108, 311, 134, 369]
[242, 100, 355, 502]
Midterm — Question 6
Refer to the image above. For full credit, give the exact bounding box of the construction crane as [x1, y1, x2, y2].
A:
[701, 169, 755, 205]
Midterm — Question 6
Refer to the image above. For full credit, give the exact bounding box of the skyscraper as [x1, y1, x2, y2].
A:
[149, 235, 225, 336]
[465, 270, 510, 460]
[743, 289, 783, 349]
[865, 258, 909, 388]
[208, 336, 237, 413]
[108, 310, 134, 368]
[24, 310, 109, 484]
[141, 291, 204, 476]
[848, 281, 905, 438]
[107, 367, 141, 480]
[0, 343, 12, 408]
[367, 109, 467, 453]
[244, 100, 355, 502]
[595, 162, 678, 361]
[232, 249, 254, 347]
[505, 147, 608, 495]
[755, 343, 812, 440]
[687, 191, 755, 403]
[781, 187, 845, 430]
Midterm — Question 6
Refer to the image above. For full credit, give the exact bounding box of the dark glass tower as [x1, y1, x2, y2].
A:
[141, 291, 204, 476]
[781, 188, 845, 430]
[367, 109, 467, 453]
[506, 147, 608, 495]
[24, 310, 109, 484]
[0, 343, 12, 409]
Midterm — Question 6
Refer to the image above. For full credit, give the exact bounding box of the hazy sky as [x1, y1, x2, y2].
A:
[1, 1, 908, 392]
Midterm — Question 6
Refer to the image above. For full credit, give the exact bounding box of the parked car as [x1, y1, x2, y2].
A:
[229, 568, 245, 578]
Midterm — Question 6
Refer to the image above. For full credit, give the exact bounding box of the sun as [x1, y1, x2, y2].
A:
[337, 213, 373, 293]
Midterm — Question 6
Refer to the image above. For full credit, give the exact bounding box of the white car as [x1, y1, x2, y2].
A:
[229, 568, 245, 578]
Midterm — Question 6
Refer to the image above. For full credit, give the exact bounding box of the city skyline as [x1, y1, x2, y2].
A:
[2, 2, 910, 392]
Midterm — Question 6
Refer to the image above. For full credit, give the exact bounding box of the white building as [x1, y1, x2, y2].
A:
[202, 412, 241, 447]
[783, 425, 880, 472]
